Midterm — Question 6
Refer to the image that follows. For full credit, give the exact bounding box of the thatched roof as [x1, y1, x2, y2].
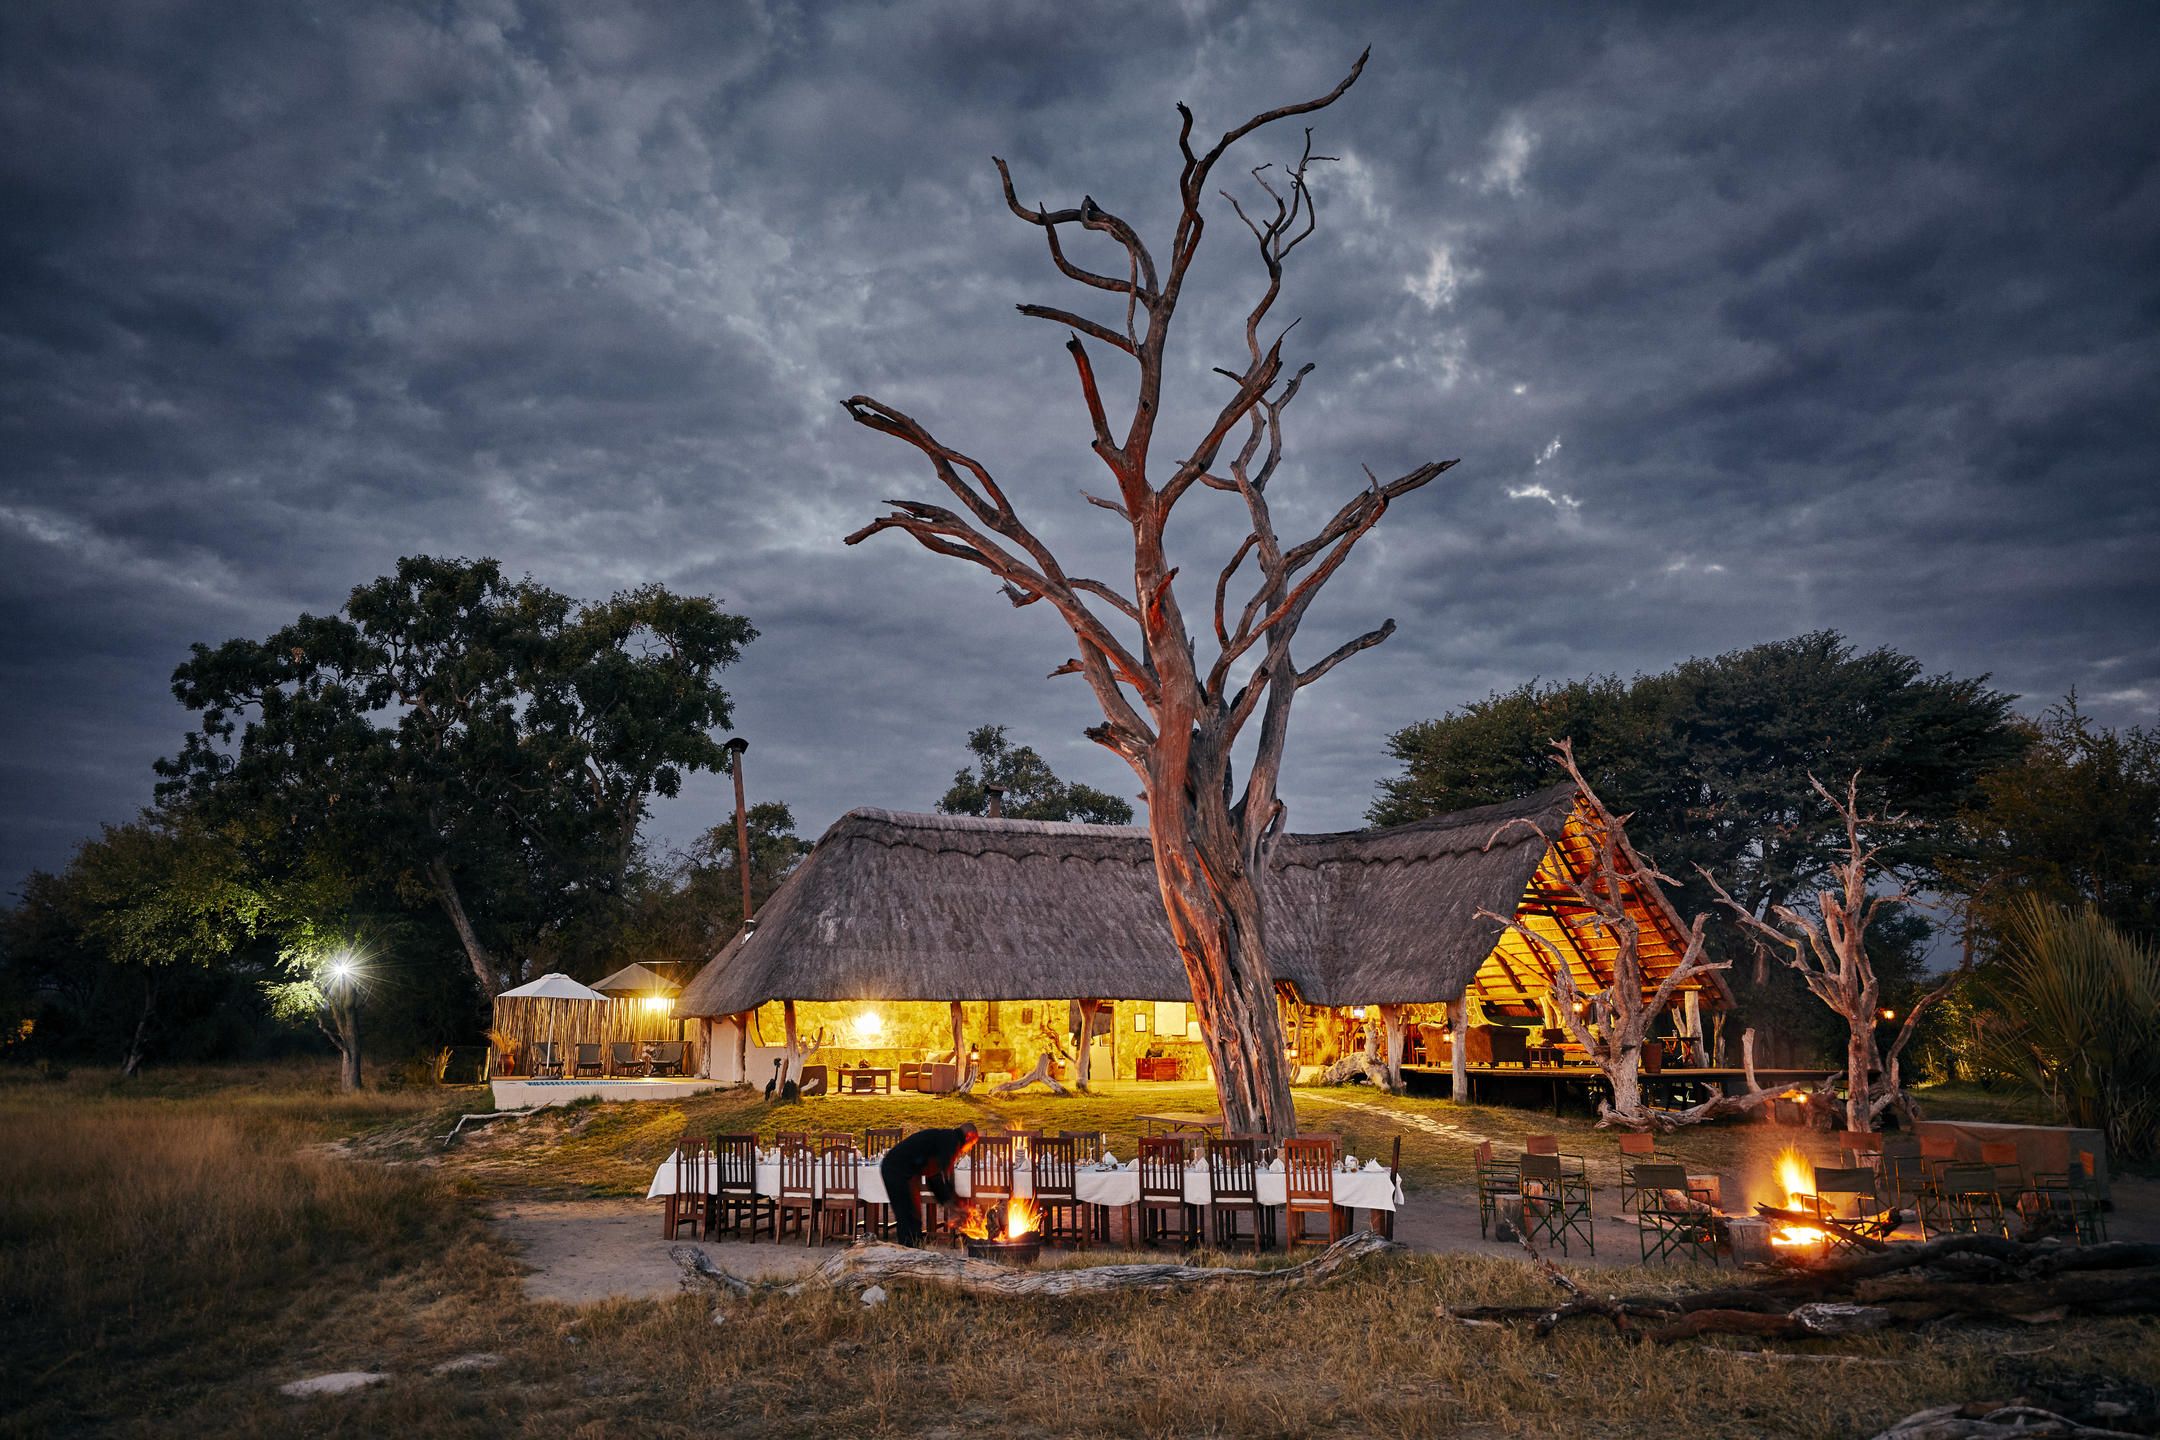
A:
[674, 786, 1661, 1017]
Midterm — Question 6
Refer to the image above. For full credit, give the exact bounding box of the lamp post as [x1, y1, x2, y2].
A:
[328, 953, 362, 1092]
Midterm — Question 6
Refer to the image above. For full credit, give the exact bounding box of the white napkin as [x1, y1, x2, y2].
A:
[1363, 1158, 1385, 1172]
[1264, 1158, 1283, 1173]
[1102, 1153, 1119, 1167]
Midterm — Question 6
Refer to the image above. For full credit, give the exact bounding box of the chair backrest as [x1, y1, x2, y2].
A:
[1207, 1137, 1259, 1202]
[675, 1135, 713, 1195]
[576, 1043, 602, 1064]
[1520, 1153, 1563, 1187]
[1618, 1132, 1657, 1157]
[610, 1042, 639, 1062]
[1474, 1139, 1495, 1168]
[714, 1134, 757, 1192]
[2077, 1149, 2098, 1183]
[863, 1126, 904, 1155]
[1059, 1130, 1103, 1159]
[1387, 1134, 1402, 1182]
[1880, 1134, 1921, 1158]
[816, 1131, 853, 1155]
[1033, 1136, 1079, 1200]
[1294, 1132, 1343, 1159]
[1838, 1129, 1882, 1155]
[1632, 1162, 1689, 1197]
[1284, 1138, 1333, 1202]
[778, 1142, 816, 1198]
[1139, 1136, 1187, 1201]
[772, 1130, 809, 1150]
[972, 1135, 1016, 1197]
[820, 1143, 859, 1198]
[1980, 1141, 2021, 1167]
[533, 1042, 558, 1064]
[651, 1041, 683, 1063]
[1525, 1134, 1560, 1156]
[1814, 1166, 1880, 1203]
[1941, 1162, 2001, 1196]
[1920, 1134, 1958, 1160]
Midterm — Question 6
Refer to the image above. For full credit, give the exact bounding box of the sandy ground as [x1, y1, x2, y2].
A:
[495, 1175, 2160, 1305]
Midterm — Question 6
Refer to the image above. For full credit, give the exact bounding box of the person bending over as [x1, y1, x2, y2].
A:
[878, 1123, 979, 1248]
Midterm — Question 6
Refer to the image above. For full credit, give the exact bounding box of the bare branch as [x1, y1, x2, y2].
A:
[1016, 304, 1137, 356]
[1295, 618, 1396, 688]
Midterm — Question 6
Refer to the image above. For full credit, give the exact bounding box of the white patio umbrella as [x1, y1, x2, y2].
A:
[497, 973, 607, 1071]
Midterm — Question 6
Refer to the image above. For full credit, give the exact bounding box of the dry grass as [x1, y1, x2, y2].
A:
[5, 1065, 2157, 1439]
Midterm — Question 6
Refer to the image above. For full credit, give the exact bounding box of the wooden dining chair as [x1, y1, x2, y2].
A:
[816, 1144, 866, 1244]
[1206, 1136, 1273, 1253]
[775, 1142, 819, 1245]
[815, 1131, 855, 1157]
[1133, 1135, 1194, 1250]
[771, 1130, 810, 1151]
[1033, 1136, 1088, 1249]
[665, 1135, 713, 1241]
[863, 1126, 904, 1156]
[712, 1133, 769, 1240]
[1059, 1130, 1104, 1160]
[971, 1134, 1017, 1206]
[1283, 1137, 1341, 1248]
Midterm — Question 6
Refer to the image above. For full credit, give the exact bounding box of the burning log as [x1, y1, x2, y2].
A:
[1753, 1200, 1893, 1253]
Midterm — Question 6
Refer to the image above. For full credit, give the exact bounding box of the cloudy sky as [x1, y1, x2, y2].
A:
[3, 0, 2156, 894]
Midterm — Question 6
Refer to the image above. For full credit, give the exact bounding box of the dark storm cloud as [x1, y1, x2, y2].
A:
[3, 0, 2156, 890]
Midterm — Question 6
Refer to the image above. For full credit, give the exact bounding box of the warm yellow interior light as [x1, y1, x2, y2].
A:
[855, 1008, 885, 1043]
[642, 995, 671, 1013]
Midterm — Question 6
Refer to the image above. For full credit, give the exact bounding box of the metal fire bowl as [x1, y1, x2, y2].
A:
[963, 1235, 1043, 1266]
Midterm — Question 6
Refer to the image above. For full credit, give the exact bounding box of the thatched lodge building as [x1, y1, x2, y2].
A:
[674, 785, 1733, 1089]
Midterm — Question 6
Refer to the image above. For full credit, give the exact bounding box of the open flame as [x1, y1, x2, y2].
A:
[1767, 1145, 1829, 1251]
[957, 1196, 1041, 1242]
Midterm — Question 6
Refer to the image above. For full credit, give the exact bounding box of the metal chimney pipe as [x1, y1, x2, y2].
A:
[984, 782, 1006, 819]
[724, 737, 753, 923]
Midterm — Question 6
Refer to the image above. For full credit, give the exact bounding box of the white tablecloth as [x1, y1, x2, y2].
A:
[646, 1153, 1403, 1213]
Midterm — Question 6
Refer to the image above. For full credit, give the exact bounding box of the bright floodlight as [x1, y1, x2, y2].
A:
[329, 953, 356, 981]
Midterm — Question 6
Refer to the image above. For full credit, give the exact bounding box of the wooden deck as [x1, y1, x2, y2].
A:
[1402, 1063, 1838, 1114]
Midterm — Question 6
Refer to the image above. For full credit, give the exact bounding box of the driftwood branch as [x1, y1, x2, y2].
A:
[442, 1111, 523, 1147]
[992, 1051, 1073, 1096]
[677, 1230, 1405, 1301]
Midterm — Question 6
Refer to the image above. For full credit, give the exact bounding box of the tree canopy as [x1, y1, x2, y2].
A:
[937, 725, 1136, 826]
[155, 555, 755, 997]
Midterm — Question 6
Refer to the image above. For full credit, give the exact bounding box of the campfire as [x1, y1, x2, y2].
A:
[1763, 1146, 1832, 1259]
[959, 1196, 1043, 1265]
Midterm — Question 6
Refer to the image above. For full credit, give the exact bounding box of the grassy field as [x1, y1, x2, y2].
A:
[3, 1064, 2154, 1439]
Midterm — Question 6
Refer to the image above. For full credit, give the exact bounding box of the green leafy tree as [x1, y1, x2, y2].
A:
[606, 801, 807, 971]
[1372, 632, 2026, 1061]
[1952, 698, 2160, 944]
[938, 725, 1135, 825]
[3, 818, 265, 1075]
[156, 555, 755, 998]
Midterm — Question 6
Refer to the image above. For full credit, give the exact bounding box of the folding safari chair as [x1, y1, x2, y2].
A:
[1519, 1153, 1593, 1257]
[1807, 1166, 1898, 1252]
[1633, 1163, 1718, 1265]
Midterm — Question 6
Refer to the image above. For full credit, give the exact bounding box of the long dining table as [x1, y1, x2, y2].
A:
[646, 1150, 1404, 1225]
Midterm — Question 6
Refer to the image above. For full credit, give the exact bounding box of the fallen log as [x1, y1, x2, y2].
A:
[1867, 1402, 2145, 1440]
[442, 1111, 525, 1147]
[1645, 1301, 1890, 1345]
[675, 1230, 1407, 1301]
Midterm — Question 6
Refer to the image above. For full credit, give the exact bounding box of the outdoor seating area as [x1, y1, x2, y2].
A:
[649, 1123, 1407, 1252]
[1469, 1123, 2115, 1269]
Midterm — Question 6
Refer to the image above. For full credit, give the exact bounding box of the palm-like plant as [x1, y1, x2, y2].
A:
[1978, 897, 2160, 1160]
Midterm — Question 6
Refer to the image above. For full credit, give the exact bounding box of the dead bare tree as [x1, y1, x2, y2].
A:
[844, 51, 1453, 1137]
[1473, 741, 1732, 1128]
[1701, 772, 1965, 1133]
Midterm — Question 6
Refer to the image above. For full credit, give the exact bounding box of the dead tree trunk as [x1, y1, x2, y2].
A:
[1477, 740, 1728, 1128]
[1378, 1004, 1406, 1092]
[843, 51, 1454, 1140]
[1703, 772, 1964, 1133]
[1073, 999, 1102, 1090]
[427, 856, 502, 999]
[1450, 998, 1469, 1104]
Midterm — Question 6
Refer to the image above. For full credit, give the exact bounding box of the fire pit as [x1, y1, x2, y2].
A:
[1762, 1146, 1834, 1263]
[959, 1197, 1043, 1265]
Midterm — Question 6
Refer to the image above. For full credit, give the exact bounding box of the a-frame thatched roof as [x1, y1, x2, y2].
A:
[675, 785, 1725, 1019]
